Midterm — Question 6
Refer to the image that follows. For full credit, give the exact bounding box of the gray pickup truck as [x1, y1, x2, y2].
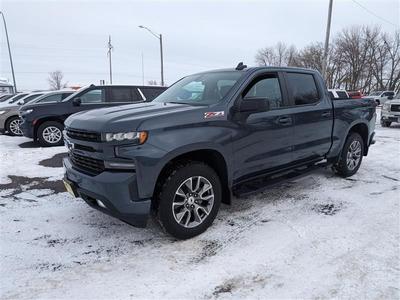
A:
[63, 65, 376, 239]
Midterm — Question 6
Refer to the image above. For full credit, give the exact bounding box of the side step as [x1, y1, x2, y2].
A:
[232, 162, 331, 197]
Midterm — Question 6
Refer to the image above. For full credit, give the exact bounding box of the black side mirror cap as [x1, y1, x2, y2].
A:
[72, 97, 81, 106]
[239, 97, 270, 113]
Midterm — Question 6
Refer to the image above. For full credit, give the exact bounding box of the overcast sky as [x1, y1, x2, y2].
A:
[1, 0, 399, 91]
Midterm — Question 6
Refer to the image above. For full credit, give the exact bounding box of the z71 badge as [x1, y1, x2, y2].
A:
[204, 111, 225, 119]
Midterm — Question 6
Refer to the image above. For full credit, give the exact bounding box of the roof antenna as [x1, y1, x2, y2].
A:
[235, 62, 247, 70]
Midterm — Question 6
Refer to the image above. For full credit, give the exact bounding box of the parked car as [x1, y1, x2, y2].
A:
[0, 93, 29, 107]
[63, 65, 376, 239]
[347, 90, 363, 99]
[364, 90, 395, 105]
[0, 92, 47, 135]
[0, 94, 15, 102]
[381, 92, 400, 127]
[328, 89, 350, 100]
[19, 84, 167, 146]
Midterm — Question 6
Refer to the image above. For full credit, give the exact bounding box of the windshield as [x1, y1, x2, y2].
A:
[62, 86, 87, 102]
[369, 91, 382, 96]
[153, 71, 243, 105]
[8, 93, 28, 103]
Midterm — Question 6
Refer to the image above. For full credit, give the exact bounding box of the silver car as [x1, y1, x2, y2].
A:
[381, 93, 400, 127]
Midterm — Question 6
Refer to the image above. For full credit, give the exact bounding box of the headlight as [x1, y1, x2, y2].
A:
[20, 109, 33, 115]
[103, 131, 148, 144]
[0, 110, 6, 115]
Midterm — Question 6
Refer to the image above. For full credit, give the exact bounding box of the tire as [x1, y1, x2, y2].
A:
[5, 116, 22, 136]
[380, 120, 391, 127]
[37, 121, 64, 147]
[156, 161, 222, 239]
[375, 99, 380, 106]
[335, 132, 364, 177]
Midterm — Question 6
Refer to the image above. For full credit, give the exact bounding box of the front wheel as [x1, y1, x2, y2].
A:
[5, 116, 22, 136]
[37, 121, 64, 147]
[334, 132, 364, 177]
[156, 161, 222, 239]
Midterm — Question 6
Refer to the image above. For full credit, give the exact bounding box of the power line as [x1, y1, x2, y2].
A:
[350, 0, 399, 28]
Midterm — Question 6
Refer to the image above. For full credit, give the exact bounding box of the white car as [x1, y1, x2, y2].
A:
[381, 93, 400, 127]
[365, 91, 395, 106]
[328, 89, 350, 100]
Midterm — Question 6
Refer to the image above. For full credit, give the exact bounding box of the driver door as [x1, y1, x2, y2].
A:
[231, 72, 294, 181]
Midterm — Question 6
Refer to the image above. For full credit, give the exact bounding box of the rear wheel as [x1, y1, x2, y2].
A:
[5, 116, 22, 136]
[334, 132, 364, 177]
[381, 119, 391, 127]
[37, 121, 64, 147]
[156, 161, 222, 239]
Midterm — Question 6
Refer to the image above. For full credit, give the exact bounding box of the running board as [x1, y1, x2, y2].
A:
[232, 161, 331, 197]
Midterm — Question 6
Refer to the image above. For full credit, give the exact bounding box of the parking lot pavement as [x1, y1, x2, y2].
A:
[0, 124, 399, 299]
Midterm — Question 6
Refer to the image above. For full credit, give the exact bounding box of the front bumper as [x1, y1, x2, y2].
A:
[19, 117, 35, 138]
[381, 112, 400, 123]
[63, 157, 151, 227]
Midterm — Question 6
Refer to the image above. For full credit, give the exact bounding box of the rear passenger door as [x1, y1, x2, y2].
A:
[107, 87, 143, 104]
[284, 72, 333, 163]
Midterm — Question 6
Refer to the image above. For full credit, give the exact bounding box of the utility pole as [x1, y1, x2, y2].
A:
[107, 35, 113, 84]
[0, 11, 17, 93]
[141, 52, 145, 86]
[139, 25, 164, 86]
[322, 0, 333, 80]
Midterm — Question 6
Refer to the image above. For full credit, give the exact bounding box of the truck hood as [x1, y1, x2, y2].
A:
[65, 102, 204, 132]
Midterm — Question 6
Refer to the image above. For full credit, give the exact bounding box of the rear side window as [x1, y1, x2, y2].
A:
[287, 73, 319, 105]
[140, 88, 165, 101]
[108, 87, 141, 102]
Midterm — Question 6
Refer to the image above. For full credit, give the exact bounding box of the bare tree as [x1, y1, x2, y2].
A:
[48, 70, 67, 90]
[255, 42, 297, 67]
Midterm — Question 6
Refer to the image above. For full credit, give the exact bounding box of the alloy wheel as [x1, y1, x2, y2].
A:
[9, 119, 22, 135]
[346, 140, 362, 171]
[172, 176, 214, 228]
[42, 126, 62, 144]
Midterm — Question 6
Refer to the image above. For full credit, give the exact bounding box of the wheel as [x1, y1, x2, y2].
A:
[156, 161, 222, 239]
[380, 119, 391, 127]
[335, 132, 364, 177]
[375, 99, 380, 106]
[5, 116, 22, 136]
[37, 121, 64, 147]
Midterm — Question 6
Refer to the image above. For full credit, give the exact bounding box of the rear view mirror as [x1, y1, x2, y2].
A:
[72, 97, 81, 106]
[239, 97, 270, 113]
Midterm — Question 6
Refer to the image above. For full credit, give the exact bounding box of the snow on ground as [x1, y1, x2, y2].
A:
[0, 119, 399, 299]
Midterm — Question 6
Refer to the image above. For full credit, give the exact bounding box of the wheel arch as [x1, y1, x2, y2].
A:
[153, 148, 231, 208]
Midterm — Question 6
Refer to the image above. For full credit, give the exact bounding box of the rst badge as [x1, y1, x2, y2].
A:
[204, 111, 225, 119]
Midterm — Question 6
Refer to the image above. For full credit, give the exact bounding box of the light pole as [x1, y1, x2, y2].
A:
[0, 11, 17, 93]
[139, 25, 164, 86]
[322, 0, 333, 81]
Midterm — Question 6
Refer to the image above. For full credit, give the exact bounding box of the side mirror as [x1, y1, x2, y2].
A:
[17, 100, 24, 105]
[388, 95, 394, 100]
[72, 97, 81, 106]
[239, 97, 270, 113]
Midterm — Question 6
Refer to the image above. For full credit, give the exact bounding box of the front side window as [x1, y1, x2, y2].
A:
[243, 75, 283, 109]
[23, 94, 43, 104]
[80, 88, 105, 104]
[287, 73, 319, 105]
[154, 71, 243, 105]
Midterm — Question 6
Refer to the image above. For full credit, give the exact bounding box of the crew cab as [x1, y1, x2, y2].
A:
[63, 65, 376, 239]
[19, 84, 167, 146]
[381, 92, 400, 127]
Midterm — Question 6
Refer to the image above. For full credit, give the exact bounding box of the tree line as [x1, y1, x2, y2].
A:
[255, 25, 400, 93]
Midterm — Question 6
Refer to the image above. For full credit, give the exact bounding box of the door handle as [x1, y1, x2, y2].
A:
[277, 116, 292, 125]
[321, 111, 331, 118]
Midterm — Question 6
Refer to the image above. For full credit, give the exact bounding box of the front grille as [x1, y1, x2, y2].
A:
[70, 151, 104, 175]
[391, 104, 400, 112]
[66, 127, 101, 142]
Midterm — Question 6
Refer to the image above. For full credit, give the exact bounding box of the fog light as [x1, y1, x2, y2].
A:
[96, 199, 106, 209]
